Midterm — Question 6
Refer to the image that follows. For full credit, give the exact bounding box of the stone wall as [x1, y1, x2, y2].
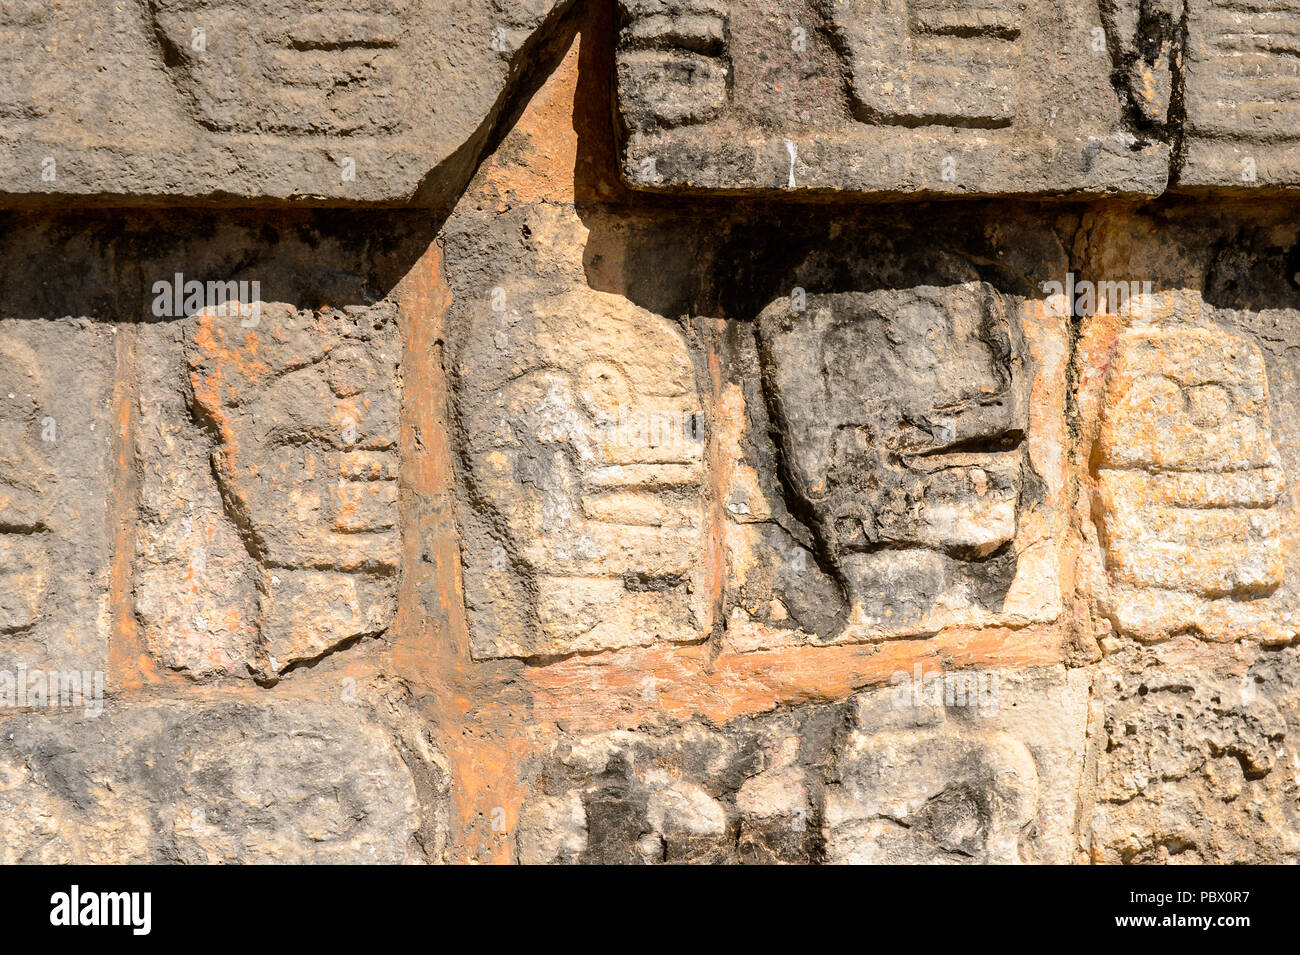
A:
[2, 0, 1299, 863]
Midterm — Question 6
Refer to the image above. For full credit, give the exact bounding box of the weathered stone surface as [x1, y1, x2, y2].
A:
[515, 665, 1087, 864]
[1088, 640, 1300, 863]
[613, 0, 1171, 197]
[4, 0, 1300, 868]
[825, 666, 1089, 863]
[1079, 208, 1300, 648]
[516, 707, 839, 864]
[0, 698, 441, 864]
[717, 217, 1070, 646]
[0, 0, 575, 203]
[446, 204, 711, 660]
[137, 301, 401, 677]
[1095, 321, 1291, 642]
[0, 319, 113, 674]
[1179, 0, 1300, 190]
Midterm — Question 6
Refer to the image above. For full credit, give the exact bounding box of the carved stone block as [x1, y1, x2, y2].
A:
[824, 667, 1088, 864]
[0, 699, 433, 863]
[1179, 0, 1300, 189]
[1094, 321, 1290, 641]
[614, 0, 1171, 197]
[720, 223, 1068, 645]
[448, 206, 710, 660]
[137, 302, 399, 677]
[0, 0, 574, 203]
[1079, 211, 1300, 646]
[454, 285, 709, 659]
[0, 321, 113, 674]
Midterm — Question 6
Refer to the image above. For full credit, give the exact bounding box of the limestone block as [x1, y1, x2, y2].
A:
[724, 224, 1068, 645]
[1079, 263, 1300, 646]
[137, 302, 400, 677]
[515, 707, 840, 864]
[0, 320, 113, 675]
[0, 0, 575, 203]
[824, 666, 1090, 864]
[1089, 641, 1300, 863]
[614, 0, 1171, 197]
[448, 207, 710, 660]
[1094, 323, 1292, 642]
[1179, 0, 1300, 189]
[0, 699, 435, 864]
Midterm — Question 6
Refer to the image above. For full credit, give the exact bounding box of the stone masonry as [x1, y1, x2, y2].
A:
[2, 0, 1300, 864]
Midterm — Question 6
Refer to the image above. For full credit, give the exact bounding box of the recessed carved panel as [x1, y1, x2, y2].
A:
[147, 0, 409, 136]
[453, 285, 709, 660]
[0, 0, 574, 202]
[1180, 0, 1300, 188]
[719, 226, 1068, 646]
[0, 322, 113, 673]
[1087, 300, 1300, 644]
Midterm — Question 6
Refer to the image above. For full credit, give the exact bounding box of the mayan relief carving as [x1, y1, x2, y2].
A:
[1180, 0, 1300, 186]
[758, 263, 1027, 632]
[719, 233, 1067, 646]
[181, 304, 400, 672]
[826, 725, 1042, 863]
[0, 317, 115, 674]
[1, 0, 576, 201]
[825, 668, 1088, 864]
[9, 0, 1300, 874]
[1094, 320, 1290, 643]
[453, 284, 709, 660]
[0, 337, 50, 635]
[616, 0, 731, 133]
[614, 0, 1171, 195]
[816, 0, 1027, 128]
[147, 0, 410, 136]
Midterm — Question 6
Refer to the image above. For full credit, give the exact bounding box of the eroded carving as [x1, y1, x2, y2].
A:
[613, 0, 1171, 195]
[0, 337, 50, 634]
[755, 251, 1034, 636]
[1094, 319, 1291, 642]
[184, 304, 399, 670]
[817, 0, 1027, 128]
[826, 724, 1040, 864]
[148, 0, 409, 136]
[455, 288, 709, 660]
[1099, 0, 1183, 129]
[1179, 0, 1300, 186]
[616, 0, 731, 133]
[1184, 0, 1300, 141]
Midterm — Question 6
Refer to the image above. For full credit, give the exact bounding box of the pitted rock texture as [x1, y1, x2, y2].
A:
[3, 0, 1300, 866]
[613, 0, 1171, 197]
[514, 666, 1087, 864]
[0, 319, 113, 674]
[447, 204, 711, 660]
[1089, 641, 1300, 863]
[0, 0, 577, 202]
[0, 699, 443, 864]
[714, 213, 1071, 648]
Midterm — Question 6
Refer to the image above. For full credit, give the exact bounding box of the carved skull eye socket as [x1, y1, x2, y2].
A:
[1185, 383, 1235, 429]
[1138, 375, 1188, 423]
[579, 361, 631, 423]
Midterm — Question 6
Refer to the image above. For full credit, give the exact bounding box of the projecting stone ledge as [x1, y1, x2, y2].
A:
[0, 0, 575, 204]
[8, 0, 1300, 203]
